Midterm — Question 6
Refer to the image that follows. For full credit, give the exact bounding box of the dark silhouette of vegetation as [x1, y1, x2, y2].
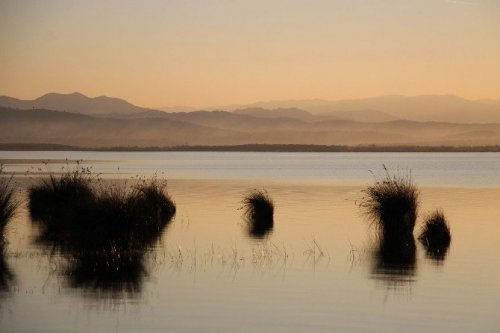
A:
[370, 235, 417, 288]
[64, 252, 147, 296]
[0, 167, 18, 294]
[4, 143, 500, 152]
[0, 167, 20, 242]
[418, 210, 451, 261]
[242, 190, 274, 239]
[0, 244, 14, 293]
[28, 166, 97, 240]
[361, 166, 419, 240]
[29, 167, 175, 294]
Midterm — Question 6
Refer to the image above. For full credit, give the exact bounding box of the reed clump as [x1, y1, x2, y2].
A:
[29, 169, 176, 254]
[418, 210, 451, 260]
[29, 168, 175, 293]
[241, 190, 274, 238]
[0, 166, 20, 243]
[29, 167, 97, 235]
[361, 166, 419, 240]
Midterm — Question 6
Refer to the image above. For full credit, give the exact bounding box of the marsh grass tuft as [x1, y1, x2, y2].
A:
[28, 165, 97, 225]
[241, 190, 274, 238]
[361, 165, 419, 240]
[28, 167, 176, 292]
[0, 166, 20, 243]
[418, 210, 451, 260]
[29, 170, 175, 252]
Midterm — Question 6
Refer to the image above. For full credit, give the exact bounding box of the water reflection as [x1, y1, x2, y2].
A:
[0, 244, 14, 293]
[33, 225, 169, 299]
[420, 238, 451, 263]
[63, 252, 147, 297]
[246, 220, 273, 239]
[370, 236, 417, 289]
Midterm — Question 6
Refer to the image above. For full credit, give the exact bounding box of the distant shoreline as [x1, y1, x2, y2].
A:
[1, 143, 500, 152]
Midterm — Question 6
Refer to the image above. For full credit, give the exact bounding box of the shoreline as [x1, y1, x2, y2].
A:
[1, 143, 500, 153]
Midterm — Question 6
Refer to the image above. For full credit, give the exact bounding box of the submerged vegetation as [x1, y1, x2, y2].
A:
[361, 166, 419, 240]
[241, 190, 274, 238]
[418, 210, 451, 261]
[28, 166, 176, 293]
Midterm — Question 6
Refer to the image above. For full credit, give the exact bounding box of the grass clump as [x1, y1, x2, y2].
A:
[418, 210, 451, 260]
[361, 166, 419, 240]
[0, 166, 20, 243]
[30, 173, 176, 253]
[28, 166, 97, 224]
[28, 168, 176, 293]
[241, 190, 274, 238]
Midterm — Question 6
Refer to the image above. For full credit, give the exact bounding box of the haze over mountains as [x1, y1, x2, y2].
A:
[1, 92, 500, 148]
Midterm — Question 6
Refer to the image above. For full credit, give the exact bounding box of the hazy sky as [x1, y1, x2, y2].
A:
[1, 0, 499, 108]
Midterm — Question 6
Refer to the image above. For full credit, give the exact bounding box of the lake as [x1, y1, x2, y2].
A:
[0, 151, 499, 332]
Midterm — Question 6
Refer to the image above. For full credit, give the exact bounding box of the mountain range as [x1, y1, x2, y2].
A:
[0, 92, 150, 116]
[2, 92, 500, 123]
[1, 92, 500, 148]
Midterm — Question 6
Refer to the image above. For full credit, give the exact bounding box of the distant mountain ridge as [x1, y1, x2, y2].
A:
[214, 94, 500, 123]
[2, 92, 500, 123]
[0, 92, 150, 115]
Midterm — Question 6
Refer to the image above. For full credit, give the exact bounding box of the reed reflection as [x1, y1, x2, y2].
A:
[0, 244, 14, 293]
[0, 167, 19, 295]
[370, 235, 417, 288]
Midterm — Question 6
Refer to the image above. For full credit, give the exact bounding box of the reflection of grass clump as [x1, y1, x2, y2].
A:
[0, 166, 20, 241]
[361, 166, 419, 239]
[418, 210, 451, 261]
[242, 190, 274, 238]
[373, 236, 416, 276]
[0, 242, 14, 292]
[65, 252, 147, 295]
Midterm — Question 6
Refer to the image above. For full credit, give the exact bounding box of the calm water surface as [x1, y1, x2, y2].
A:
[1, 151, 500, 186]
[0, 152, 499, 332]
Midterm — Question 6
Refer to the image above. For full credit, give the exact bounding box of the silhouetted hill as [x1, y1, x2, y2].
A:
[0, 107, 243, 147]
[0, 92, 151, 115]
[326, 109, 399, 122]
[217, 95, 500, 123]
[233, 107, 316, 121]
[4, 92, 500, 123]
[108, 110, 310, 131]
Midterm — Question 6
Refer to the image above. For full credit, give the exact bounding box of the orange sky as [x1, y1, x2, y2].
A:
[1, 0, 499, 108]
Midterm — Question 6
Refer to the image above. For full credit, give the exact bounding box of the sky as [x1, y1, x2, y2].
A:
[0, 0, 499, 108]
